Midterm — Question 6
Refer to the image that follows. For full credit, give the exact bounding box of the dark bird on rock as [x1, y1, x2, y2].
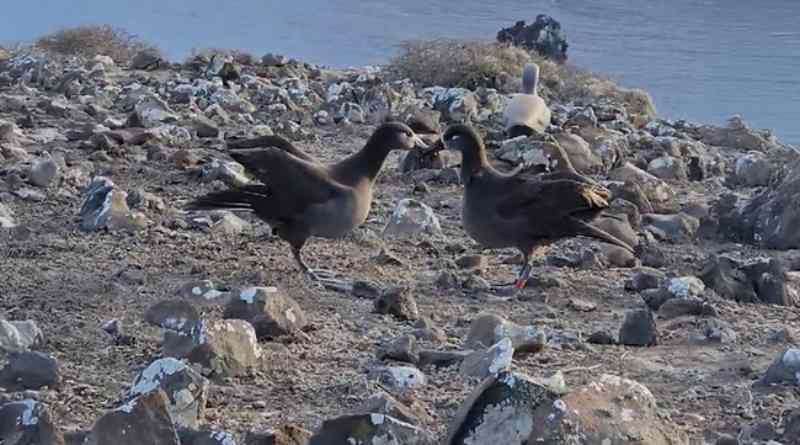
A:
[186, 122, 429, 289]
[438, 123, 634, 291]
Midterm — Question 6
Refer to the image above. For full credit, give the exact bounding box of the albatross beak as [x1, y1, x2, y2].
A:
[412, 134, 429, 151]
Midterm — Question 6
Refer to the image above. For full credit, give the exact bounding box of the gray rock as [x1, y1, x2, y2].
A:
[130, 50, 163, 70]
[369, 366, 427, 393]
[525, 374, 688, 444]
[734, 151, 772, 187]
[664, 276, 706, 299]
[223, 287, 308, 340]
[647, 155, 688, 181]
[193, 116, 220, 138]
[699, 255, 797, 305]
[353, 392, 433, 426]
[309, 413, 434, 445]
[658, 296, 714, 319]
[261, 53, 289, 67]
[447, 371, 559, 445]
[178, 429, 238, 445]
[643, 212, 699, 243]
[0, 400, 65, 445]
[464, 312, 546, 355]
[383, 199, 442, 238]
[131, 95, 178, 128]
[459, 338, 514, 380]
[377, 335, 420, 364]
[79, 177, 144, 231]
[0, 319, 43, 352]
[784, 409, 800, 444]
[178, 280, 231, 305]
[619, 309, 658, 346]
[625, 267, 667, 291]
[85, 389, 180, 445]
[720, 159, 800, 249]
[609, 162, 678, 213]
[760, 348, 800, 385]
[144, 300, 200, 333]
[424, 87, 478, 122]
[494, 136, 551, 169]
[29, 158, 59, 187]
[374, 287, 419, 321]
[0, 203, 15, 228]
[127, 358, 208, 429]
[186, 320, 262, 378]
[0, 351, 61, 391]
[696, 115, 775, 152]
[199, 159, 250, 187]
[496, 15, 569, 62]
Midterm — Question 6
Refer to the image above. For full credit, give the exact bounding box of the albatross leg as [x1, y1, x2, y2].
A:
[291, 246, 352, 291]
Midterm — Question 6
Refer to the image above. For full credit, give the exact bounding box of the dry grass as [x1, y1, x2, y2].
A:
[385, 38, 534, 90]
[386, 38, 656, 118]
[35, 25, 160, 63]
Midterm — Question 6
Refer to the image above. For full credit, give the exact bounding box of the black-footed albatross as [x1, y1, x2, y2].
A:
[186, 122, 428, 289]
[439, 124, 633, 290]
[503, 63, 552, 138]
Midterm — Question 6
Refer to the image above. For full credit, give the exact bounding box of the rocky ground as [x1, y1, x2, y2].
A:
[1, 42, 800, 445]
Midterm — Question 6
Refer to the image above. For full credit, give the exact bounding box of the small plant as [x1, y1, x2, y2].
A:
[386, 38, 534, 90]
[35, 25, 160, 63]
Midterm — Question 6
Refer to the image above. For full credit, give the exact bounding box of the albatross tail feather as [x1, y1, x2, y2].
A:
[185, 185, 271, 212]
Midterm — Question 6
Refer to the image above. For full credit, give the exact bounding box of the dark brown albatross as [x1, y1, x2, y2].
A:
[186, 122, 428, 289]
[439, 123, 634, 290]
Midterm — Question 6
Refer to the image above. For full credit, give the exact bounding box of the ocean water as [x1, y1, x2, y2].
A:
[2, 0, 798, 143]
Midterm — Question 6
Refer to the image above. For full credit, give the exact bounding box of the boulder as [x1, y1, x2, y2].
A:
[447, 371, 559, 444]
[0, 319, 43, 352]
[185, 320, 262, 378]
[609, 163, 678, 213]
[720, 158, 800, 249]
[29, 157, 59, 187]
[127, 358, 208, 429]
[734, 151, 772, 186]
[0, 400, 65, 445]
[309, 414, 434, 445]
[699, 255, 797, 305]
[643, 212, 699, 243]
[459, 338, 514, 380]
[374, 287, 419, 321]
[619, 308, 658, 346]
[0, 351, 61, 391]
[496, 15, 569, 61]
[464, 312, 546, 355]
[85, 389, 180, 445]
[377, 335, 420, 364]
[369, 366, 427, 393]
[144, 300, 201, 333]
[760, 348, 800, 385]
[383, 199, 442, 238]
[423, 87, 478, 122]
[224, 287, 308, 340]
[695, 115, 776, 152]
[525, 374, 688, 444]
